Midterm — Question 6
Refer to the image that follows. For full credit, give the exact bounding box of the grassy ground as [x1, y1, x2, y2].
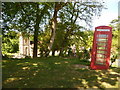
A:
[2, 57, 120, 89]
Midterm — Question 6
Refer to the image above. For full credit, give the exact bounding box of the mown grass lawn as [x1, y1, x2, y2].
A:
[2, 57, 120, 89]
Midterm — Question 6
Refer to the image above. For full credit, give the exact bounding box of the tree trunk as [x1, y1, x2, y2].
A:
[33, 4, 40, 58]
[59, 48, 64, 56]
[33, 3, 49, 58]
[52, 50, 55, 56]
[47, 2, 68, 57]
[48, 3, 58, 51]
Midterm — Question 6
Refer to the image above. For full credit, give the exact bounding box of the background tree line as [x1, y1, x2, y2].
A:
[2, 1, 118, 59]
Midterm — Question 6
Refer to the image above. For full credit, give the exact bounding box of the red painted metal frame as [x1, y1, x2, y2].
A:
[90, 26, 112, 70]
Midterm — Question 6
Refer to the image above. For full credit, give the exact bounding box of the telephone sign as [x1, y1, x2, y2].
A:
[90, 26, 112, 70]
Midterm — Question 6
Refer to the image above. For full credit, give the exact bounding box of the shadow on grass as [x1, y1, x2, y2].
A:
[2, 57, 120, 89]
[74, 68, 119, 89]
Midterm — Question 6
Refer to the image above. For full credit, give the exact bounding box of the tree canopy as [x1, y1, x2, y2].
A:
[2, 1, 105, 58]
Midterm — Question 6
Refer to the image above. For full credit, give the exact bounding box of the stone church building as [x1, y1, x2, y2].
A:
[19, 32, 39, 58]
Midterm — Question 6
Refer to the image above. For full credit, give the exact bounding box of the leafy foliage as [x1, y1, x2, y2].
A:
[2, 1, 105, 58]
[109, 18, 119, 62]
[2, 31, 19, 54]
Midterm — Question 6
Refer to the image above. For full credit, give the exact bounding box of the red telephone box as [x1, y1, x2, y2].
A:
[90, 26, 112, 70]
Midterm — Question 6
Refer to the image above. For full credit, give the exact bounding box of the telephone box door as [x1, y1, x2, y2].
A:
[90, 26, 112, 70]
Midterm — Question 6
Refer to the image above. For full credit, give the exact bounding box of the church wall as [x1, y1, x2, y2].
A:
[19, 33, 40, 58]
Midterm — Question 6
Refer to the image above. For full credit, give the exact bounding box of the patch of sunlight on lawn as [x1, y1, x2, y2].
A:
[22, 67, 31, 70]
[54, 62, 61, 65]
[109, 70, 119, 74]
[17, 62, 32, 66]
[64, 61, 69, 64]
[101, 82, 119, 88]
[32, 63, 38, 66]
[4, 77, 23, 84]
[17, 62, 43, 68]
[32, 63, 39, 67]
[3, 60, 9, 63]
[82, 79, 88, 85]
[97, 76, 102, 80]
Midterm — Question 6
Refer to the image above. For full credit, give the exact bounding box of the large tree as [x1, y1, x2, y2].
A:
[33, 3, 50, 58]
[49, 1, 104, 56]
[47, 2, 68, 55]
[2, 2, 51, 58]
